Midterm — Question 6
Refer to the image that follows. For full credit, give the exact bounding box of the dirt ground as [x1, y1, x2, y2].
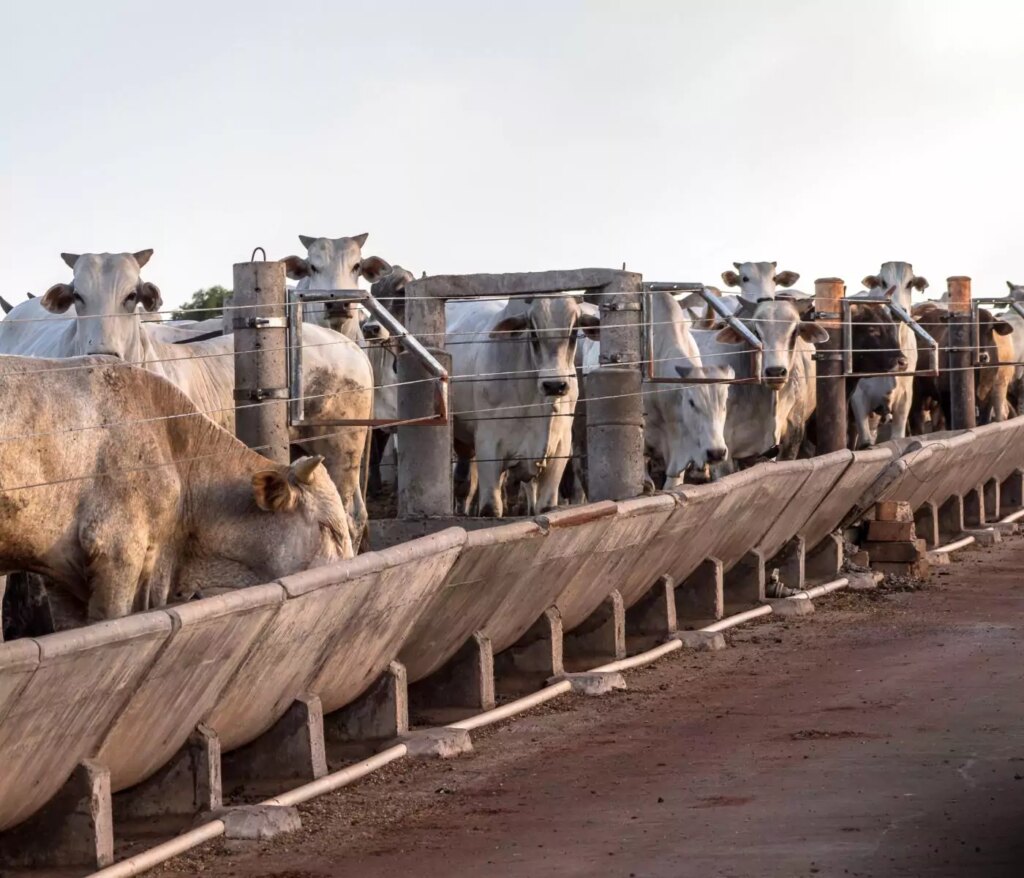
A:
[151, 537, 1024, 878]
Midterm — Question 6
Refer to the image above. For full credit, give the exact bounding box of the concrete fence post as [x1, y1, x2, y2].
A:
[399, 284, 451, 517]
[947, 276, 976, 430]
[232, 260, 290, 464]
[585, 270, 644, 502]
[814, 277, 847, 454]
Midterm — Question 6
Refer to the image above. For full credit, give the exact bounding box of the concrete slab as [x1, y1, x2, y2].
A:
[400, 727, 473, 758]
[671, 630, 728, 651]
[217, 805, 301, 840]
[552, 671, 627, 696]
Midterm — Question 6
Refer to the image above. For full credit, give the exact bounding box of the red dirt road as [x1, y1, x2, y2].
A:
[155, 538, 1024, 878]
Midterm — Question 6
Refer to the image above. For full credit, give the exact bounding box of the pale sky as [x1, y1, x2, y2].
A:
[2, 0, 1022, 308]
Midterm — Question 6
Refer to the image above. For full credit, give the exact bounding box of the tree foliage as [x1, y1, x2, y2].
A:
[171, 285, 232, 321]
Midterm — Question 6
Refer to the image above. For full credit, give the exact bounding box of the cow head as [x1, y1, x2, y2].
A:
[977, 307, 1015, 366]
[370, 264, 414, 327]
[489, 295, 600, 399]
[251, 455, 353, 571]
[1006, 281, 1024, 302]
[663, 366, 733, 485]
[721, 261, 800, 303]
[715, 298, 828, 391]
[42, 251, 161, 359]
[281, 234, 391, 333]
[850, 287, 907, 375]
[862, 262, 928, 308]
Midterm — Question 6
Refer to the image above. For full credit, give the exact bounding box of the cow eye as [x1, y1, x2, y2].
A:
[353, 262, 361, 273]
[73, 292, 84, 304]
[688, 399, 697, 410]
[742, 276, 750, 283]
[124, 292, 137, 306]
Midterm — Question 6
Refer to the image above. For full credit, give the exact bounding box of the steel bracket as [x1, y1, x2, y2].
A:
[234, 387, 289, 402]
[232, 316, 287, 330]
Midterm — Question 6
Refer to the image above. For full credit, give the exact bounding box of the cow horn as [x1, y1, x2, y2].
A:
[61, 253, 80, 269]
[291, 455, 325, 485]
[133, 249, 154, 268]
[352, 232, 369, 248]
[0, 296, 12, 314]
[299, 234, 316, 249]
[26, 291, 35, 299]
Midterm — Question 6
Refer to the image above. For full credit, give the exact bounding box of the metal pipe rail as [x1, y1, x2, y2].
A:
[641, 283, 764, 385]
[287, 288, 449, 428]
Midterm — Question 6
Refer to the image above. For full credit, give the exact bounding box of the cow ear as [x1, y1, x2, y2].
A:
[489, 314, 529, 338]
[721, 270, 741, 288]
[281, 255, 312, 280]
[715, 324, 744, 344]
[42, 283, 76, 314]
[579, 312, 600, 340]
[359, 255, 392, 283]
[910, 275, 929, 291]
[798, 322, 830, 344]
[994, 320, 1015, 336]
[61, 253, 80, 269]
[352, 232, 369, 248]
[252, 469, 299, 513]
[138, 281, 162, 312]
[133, 249, 154, 268]
[775, 270, 799, 287]
[862, 274, 883, 290]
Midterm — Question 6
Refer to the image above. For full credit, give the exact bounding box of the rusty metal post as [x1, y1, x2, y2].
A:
[947, 276, 976, 430]
[399, 280, 452, 516]
[232, 260, 289, 464]
[813, 277, 847, 454]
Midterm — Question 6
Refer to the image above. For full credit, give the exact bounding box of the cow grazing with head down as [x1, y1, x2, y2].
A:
[280, 234, 392, 342]
[0, 252, 374, 551]
[448, 295, 599, 517]
[859, 261, 929, 440]
[694, 296, 827, 465]
[0, 355, 351, 627]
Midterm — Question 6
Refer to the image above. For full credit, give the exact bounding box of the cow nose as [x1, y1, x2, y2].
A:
[978, 351, 990, 364]
[542, 380, 569, 397]
[707, 447, 728, 463]
[363, 324, 380, 339]
[764, 366, 787, 379]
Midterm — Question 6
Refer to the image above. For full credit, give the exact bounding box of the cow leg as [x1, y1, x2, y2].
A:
[889, 377, 913, 439]
[849, 384, 875, 449]
[476, 459, 505, 518]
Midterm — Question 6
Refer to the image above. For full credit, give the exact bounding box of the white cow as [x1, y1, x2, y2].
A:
[447, 295, 598, 517]
[582, 291, 731, 486]
[859, 261, 929, 440]
[0, 251, 374, 550]
[694, 298, 826, 465]
[720, 261, 801, 306]
[280, 234, 392, 343]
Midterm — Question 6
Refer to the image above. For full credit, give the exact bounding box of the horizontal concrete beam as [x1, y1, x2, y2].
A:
[405, 269, 642, 300]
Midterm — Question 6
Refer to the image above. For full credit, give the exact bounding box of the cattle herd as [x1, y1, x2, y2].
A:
[1, 237, 1023, 638]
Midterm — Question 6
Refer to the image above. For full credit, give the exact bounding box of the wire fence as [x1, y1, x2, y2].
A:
[0, 292, 1018, 497]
